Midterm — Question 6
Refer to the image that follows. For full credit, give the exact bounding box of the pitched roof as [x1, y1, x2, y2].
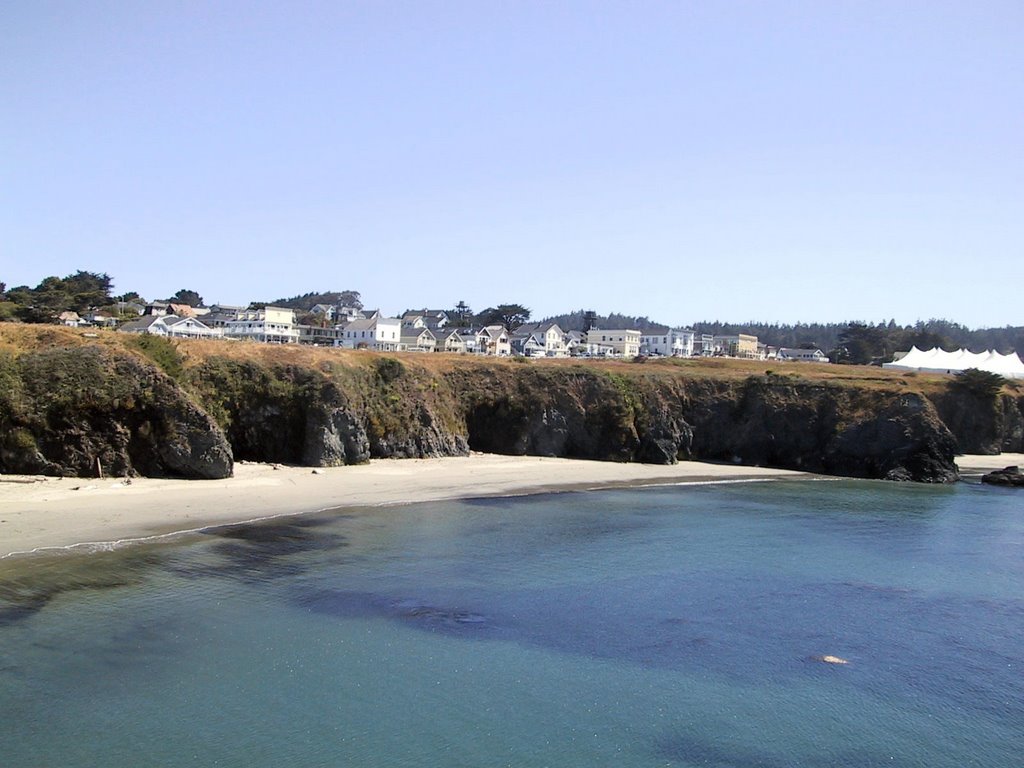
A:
[401, 327, 436, 343]
[167, 303, 196, 317]
[482, 325, 508, 339]
[343, 317, 376, 332]
[166, 316, 212, 330]
[512, 321, 561, 337]
[119, 315, 164, 332]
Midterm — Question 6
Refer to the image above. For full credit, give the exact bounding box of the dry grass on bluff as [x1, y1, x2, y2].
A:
[0, 323, 1010, 397]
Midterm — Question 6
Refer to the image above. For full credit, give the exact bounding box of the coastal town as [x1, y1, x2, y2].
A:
[4, 273, 1019, 374]
[56, 297, 830, 364]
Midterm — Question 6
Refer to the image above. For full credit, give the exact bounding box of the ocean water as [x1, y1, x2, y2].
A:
[1, 479, 1021, 767]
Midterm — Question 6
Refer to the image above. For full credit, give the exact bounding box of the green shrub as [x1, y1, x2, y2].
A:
[952, 368, 1006, 400]
[374, 357, 405, 383]
[126, 334, 183, 380]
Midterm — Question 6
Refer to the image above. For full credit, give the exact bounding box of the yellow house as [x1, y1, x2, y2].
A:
[713, 333, 759, 358]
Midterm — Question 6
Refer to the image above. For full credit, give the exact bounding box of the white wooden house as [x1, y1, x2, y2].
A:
[640, 328, 696, 357]
[400, 326, 437, 352]
[434, 328, 466, 354]
[586, 329, 641, 358]
[777, 348, 830, 363]
[481, 325, 511, 356]
[511, 322, 568, 357]
[223, 307, 299, 344]
[341, 315, 401, 351]
[120, 314, 220, 339]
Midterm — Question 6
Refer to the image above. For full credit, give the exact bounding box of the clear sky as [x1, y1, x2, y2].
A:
[2, 1, 1021, 327]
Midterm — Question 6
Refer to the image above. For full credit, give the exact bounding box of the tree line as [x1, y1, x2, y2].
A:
[539, 311, 1023, 364]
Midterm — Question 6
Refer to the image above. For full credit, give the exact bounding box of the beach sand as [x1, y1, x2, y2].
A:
[1, 452, 1018, 559]
[954, 452, 1024, 475]
[0, 455, 808, 558]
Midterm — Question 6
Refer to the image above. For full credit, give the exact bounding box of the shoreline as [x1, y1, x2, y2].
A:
[2, 452, 1020, 561]
[953, 452, 1024, 475]
[0, 454, 811, 560]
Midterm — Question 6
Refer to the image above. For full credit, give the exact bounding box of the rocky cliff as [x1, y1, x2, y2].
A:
[180, 351, 959, 483]
[0, 327, 1000, 483]
[928, 390, 1024, 455]
[0, 344, 233, 479]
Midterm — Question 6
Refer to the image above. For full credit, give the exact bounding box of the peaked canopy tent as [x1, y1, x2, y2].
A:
[883, 347, 1024, 378]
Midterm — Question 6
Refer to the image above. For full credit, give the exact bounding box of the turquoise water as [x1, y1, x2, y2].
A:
[1, 479, 1022, 767]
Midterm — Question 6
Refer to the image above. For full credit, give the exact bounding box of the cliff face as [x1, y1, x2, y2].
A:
[182, 356, 469, 467]
[927, 391, 1024, 455]
[0, 329, 977, 483]
[0, 346, 233, 479]
[449, 369, 957, 482]
[680, 377, 958, 482]
[180, 355, 959, 482]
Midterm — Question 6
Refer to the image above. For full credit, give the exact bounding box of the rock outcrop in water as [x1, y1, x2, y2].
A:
[0, 327, 1002, 483]
[981, 466, 1024, 487]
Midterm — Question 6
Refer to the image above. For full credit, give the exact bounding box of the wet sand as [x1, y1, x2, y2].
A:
[0, 454, 808, 558]
[955, 452, 1024, 475]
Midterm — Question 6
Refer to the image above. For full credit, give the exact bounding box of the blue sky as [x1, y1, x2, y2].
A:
[2, 1, 1021, 327]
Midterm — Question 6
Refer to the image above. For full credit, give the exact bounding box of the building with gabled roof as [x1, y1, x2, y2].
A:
[777, 347, 829, 363]
[402, 309, 449, 329]
[434, 328, 466, 354]
[341, 315, 401, 351]
[400, 326, 437, 352]
[120, 314, 220, 339]
[511, 322, 568, 357]
[480, 325, 511, 356]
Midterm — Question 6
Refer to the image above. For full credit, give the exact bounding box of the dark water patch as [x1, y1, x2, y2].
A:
[167, 517, 351, 584]
[0, 596, 49, 627]
[287, 567, 1024, 736]
[392, 598, 488, 629]
[86, 613, 193, 672]
[0, 548, 165, 627]
[296, 588, 493, 635]
[295, 588, 381, 618]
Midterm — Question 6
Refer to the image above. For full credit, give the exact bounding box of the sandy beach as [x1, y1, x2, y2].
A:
[1, 452, 1018, 560]
[0, 454, 812, 559]
[953, 452, 1024, 474]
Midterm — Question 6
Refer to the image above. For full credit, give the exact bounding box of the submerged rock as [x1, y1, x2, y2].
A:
[981, 466, 1024, 487]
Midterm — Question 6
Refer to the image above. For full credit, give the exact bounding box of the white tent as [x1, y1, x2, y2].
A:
[883, 346, 1024, 378]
